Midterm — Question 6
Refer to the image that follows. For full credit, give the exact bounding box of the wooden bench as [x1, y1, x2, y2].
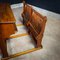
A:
[22, 1, 47, 48]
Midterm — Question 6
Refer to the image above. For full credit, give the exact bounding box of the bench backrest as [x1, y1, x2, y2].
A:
[22, 1, 47, 47]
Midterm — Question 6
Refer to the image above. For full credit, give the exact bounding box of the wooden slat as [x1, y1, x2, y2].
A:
[16, 24, 23, 26]
[1, 47, 41, 60]
[10, 33, 29, 38]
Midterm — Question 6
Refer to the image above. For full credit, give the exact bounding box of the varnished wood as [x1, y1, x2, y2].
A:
[0, 3, 17, 58]
[22, 1, 47, 48]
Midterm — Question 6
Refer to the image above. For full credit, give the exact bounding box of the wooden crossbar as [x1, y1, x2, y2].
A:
[1, 47, 41, 60]
[10, 33, 29, 38]
[16, 24, 23, 26]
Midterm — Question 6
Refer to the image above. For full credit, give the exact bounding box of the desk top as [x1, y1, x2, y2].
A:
[0, 3, 16, 23]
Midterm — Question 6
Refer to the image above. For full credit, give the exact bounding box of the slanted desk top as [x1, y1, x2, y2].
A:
[0, 3, 16, 23]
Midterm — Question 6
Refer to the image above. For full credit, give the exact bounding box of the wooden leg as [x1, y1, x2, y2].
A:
[36, 35, 43, 48]
[0, 38, 8, 58]
[36, 40, 42, 48]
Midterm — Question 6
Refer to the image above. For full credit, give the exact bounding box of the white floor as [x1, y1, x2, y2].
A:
[0, 3, 60, 60]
